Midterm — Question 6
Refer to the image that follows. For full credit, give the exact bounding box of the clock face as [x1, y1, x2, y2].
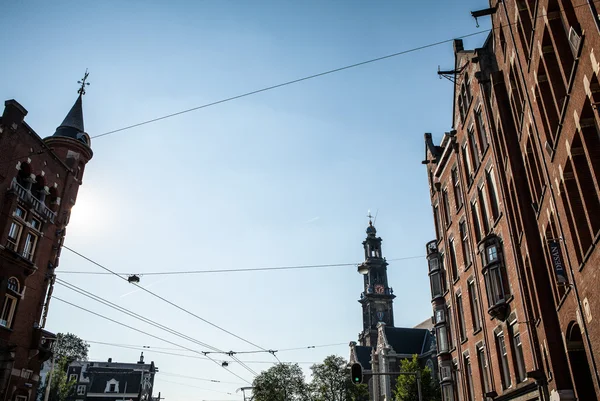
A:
[375, 284, 385, 294]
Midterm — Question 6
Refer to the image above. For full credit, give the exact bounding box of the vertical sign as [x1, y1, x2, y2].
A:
[548, 240, 567, 284]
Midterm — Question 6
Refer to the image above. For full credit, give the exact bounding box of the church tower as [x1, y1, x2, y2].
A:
[357, 219, 395, 347]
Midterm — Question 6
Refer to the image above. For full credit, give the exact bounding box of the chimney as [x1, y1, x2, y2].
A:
[138, 352, 144, 364]
[2, 100, 28, 129]
[453, 39, 464, 54]
[108, 358, 112, 363]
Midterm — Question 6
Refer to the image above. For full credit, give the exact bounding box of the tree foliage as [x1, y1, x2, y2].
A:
[39, 357, 76, 401]
[310, 355, 368, 401]
[54, 333, 89, 367]
[253, 363, 311, 401]
[393, 355, 440, 401]
[252, 356, 368, 401]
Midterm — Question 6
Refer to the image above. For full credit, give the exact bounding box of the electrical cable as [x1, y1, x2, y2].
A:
[62, 245, 268, 354]
[86, 1, 598, 140]
[56, 278, 220, 352]
[52, 296, 252, 385]
[58, 256, 425, 275]
[55, 278, 260, 378]
[90, 31, 489, 140]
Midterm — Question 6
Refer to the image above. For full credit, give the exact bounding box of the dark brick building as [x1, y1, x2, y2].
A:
[0, 84, 93, 401]
[423, 1, 600, 400]
[66, 354, 157, 401]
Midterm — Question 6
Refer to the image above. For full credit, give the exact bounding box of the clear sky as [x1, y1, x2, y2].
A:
[2, 1, 491, 399]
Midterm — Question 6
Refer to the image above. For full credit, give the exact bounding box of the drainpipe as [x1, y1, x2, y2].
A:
[499, 0, 600, 388]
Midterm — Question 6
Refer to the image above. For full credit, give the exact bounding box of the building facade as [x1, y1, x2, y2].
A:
[0, 83, 94, 401]
[66, 354, 157, 401]
[423, 1, 600, 400]
[349, 221, 436, 401]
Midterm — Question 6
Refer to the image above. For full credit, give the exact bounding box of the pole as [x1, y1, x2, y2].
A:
[416, 372, 422, 401]
[43, 334, 61, 401]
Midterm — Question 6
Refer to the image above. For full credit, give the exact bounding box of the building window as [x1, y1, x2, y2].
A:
[475, 108, 489, 151]
[486, 168, 500, 221]
[452, 167, 463, 211]
[459, 221, 471, 267]
[22, 233, 38, 261]
[441, 384, 454, 401]
[15, 396, 27, 401]
[468, 280, 482, 332]
[478, 185, 490, 234]
[480, 236, 511, 320]
[69, 374, 78, 382]
[471, 201, 482, 242]
[449, 239, 458, 281]
[456, 293, 467, 342]
[511, 328, 527, 382]
[14, 207, 26, 219]
[435, 305, 452, 355]
[428, 245, 446, 300]
[462, 143, 473, 186]
[77, 385, 86, 396]
[443, 188, 451, 226]
[477, 346, 491, 394]
[31, 217, 42, 232]
[6, 222, 23, 252]
[496, 332, 512, 389]
[464, 354, 475, 401]
[0, 277, 21, 329]
[433, 204, 442, 241]
[109, 384, 116, 392]
[468, 128, 481, 171]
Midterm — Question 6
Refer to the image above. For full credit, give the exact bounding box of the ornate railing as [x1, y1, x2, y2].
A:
[9, 178, 56, 223]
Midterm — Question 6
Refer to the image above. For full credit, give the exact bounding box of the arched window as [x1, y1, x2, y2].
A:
[1, 277, 21, 328]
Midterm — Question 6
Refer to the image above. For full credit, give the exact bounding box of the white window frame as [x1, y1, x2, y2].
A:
[21, 232, 38, 261]
[77, 385, 86, 395]
[7, 222, 23, 251]
[0, 294, 18, 328]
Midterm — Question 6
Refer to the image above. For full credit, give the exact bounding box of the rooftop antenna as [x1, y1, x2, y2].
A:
[373, 208, 379, 225]
[367, 209, 373, 225]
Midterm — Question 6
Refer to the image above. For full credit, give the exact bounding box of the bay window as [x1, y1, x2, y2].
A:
[479, 235, 511, 320]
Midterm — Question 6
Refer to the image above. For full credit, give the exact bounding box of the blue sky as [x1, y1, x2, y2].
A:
[2, 1, 491, 399]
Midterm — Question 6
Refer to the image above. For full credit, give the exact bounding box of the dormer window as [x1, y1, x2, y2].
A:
[104, 379, 119, 393]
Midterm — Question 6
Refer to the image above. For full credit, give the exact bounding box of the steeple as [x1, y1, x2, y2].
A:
[51, 70, 91, 147]
[357, 218, 395, 347]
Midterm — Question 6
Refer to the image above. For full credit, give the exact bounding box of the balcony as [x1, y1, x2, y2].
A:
[32, 327, 56, 362]
[8, 178, 56, 223]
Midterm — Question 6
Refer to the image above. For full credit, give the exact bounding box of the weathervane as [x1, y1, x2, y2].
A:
[77, 69, 90, 95]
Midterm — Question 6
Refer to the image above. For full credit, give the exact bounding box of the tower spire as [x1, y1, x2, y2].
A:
[51, 71, 91, 146]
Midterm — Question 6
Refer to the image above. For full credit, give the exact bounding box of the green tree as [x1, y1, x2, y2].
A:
[310, 355, 368, 401]
[252, 363, 312, 401]
[39, 357, 77, 401]
[54, 333, 89, 368]
[394, 355, 440, 401]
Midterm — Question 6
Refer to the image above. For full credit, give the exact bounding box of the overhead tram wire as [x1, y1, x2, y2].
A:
[62, 245, 268, 354]
[55, 279, 260, 379]
[86, 1, 597, 141]
[83, 340, 317, 365]
[52, 296, 253, 385]
[90, 30, 489, 140]
[84, 339, 347, 354]
[58, 255, 426, 275]
[56, 278, 220, 352]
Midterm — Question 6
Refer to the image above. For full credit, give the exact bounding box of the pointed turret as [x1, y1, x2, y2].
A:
[52, 94, 89, 145]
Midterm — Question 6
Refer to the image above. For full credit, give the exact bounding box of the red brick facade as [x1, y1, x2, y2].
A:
[0, 98, 92, 401]
[423, 1, 600, 400]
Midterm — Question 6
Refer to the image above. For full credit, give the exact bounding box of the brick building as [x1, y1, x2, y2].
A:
[422, 1, 600, 400]
[0, 81, 94, 401]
